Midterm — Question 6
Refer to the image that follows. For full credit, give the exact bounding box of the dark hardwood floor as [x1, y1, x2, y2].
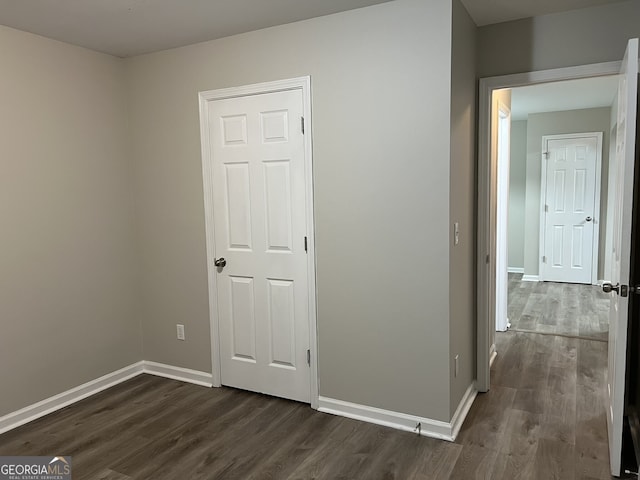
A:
[0, 331, 614, 479]
[508, 273, 610, 341]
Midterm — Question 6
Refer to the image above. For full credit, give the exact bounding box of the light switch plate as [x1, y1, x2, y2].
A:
[177, 324, 185, 341]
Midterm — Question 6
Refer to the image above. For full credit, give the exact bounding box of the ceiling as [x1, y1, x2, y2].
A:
[510, 75, 620, 121]
[460, 0, 628, 26]
[0, 0, 631, 57]
[0, 0, 393, 57]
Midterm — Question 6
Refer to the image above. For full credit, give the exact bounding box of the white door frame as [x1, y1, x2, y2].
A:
[477, 61, 621, 392]
[495, 101, 511, 332]
[198, 76, 319, 409]
[538, 132, 603, 285]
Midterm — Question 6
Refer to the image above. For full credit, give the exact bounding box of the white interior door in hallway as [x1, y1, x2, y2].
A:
[202, 85, 312, 403]
[540, 133, 602, 284]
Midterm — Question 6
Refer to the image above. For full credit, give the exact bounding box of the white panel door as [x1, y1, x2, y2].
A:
[606, 38, 638, 477]
[209, 89, 310, 403]
[541, 135, 599, 284]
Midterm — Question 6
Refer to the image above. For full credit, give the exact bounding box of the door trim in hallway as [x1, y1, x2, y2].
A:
[198, 77, 319, 409]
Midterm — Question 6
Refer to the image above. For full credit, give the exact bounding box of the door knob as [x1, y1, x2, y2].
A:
[602, 282, 620, 294]
[214, 257, 226, 268]
[586, 216, 593, 222]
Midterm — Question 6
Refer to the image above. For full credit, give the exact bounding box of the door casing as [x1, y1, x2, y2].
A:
[477, 61, 621, 393]
[538, 132, 603, 285]
[495, 101, 511, 332]
[198, 76, 319, 409]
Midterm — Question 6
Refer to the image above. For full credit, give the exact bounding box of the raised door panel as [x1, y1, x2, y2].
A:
[261, 110, 289, 143]
[573, 169, 587, 213]
[229, 276, 256, 362]
[267, 279, 296, 369]
[263, 160, 293, 253]
[222, 115, 248, 146]
[224, 163, 253, 250]
[551, 225, 564, 267]
[552, 170, 566, 213]
[571, 226, 585, 268]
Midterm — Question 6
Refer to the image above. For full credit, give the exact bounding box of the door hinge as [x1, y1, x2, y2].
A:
[543, 151, 550, 159]
[306, 349, 311, 366]
[542, 256, 547, 263]
[301, 117, 305, 134]
[304, 236, 308, 253]
[544, 204, 549, 213]
[486, 254, 490, 264]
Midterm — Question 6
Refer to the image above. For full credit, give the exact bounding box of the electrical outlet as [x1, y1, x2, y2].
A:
[455, 354, 459, 377]
[177, 324, 185, 341]
[454, 222, 460, 246]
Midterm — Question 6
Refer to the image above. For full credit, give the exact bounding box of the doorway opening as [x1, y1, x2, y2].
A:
[484, 73, 620, 353]
[475, 46, 640, 476]
[477, 54, 637, 475]
[493, 76, 619, 341]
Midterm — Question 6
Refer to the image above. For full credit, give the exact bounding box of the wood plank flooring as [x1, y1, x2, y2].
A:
[508, 273, 610, 341]
[0, 332, 615, 479]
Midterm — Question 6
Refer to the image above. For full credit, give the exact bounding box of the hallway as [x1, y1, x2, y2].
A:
[457, 331, 611, 479]
[507, 274, 610, 341]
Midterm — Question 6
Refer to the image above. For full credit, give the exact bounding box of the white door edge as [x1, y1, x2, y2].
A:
[538, 132, 603, 285]
[477, 61, 621, 393]
[607, 39, 638, 477]
[198, 76, 319, 409]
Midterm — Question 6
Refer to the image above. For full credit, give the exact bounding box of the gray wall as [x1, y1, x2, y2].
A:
[477, 0, 640, 77]
[523, 107, 612, 278]
[449, 0, 477, 417]
[0, 26, 140, 416]
[127, 0, 456, 422]
[508, 120, 527, 270]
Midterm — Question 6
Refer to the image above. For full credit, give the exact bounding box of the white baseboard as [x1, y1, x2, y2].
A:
[318, 382, 477, 442]
[489, 343, 497, 367]
[143, 361, 213, 388]
[0, 360, 213, 435]
[0, 362, 145, 435]
[508, 267, 525, 274]
[521, 275, 540, 282]
[449, 383, 478, 440]
[3, 361, 479, 441]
